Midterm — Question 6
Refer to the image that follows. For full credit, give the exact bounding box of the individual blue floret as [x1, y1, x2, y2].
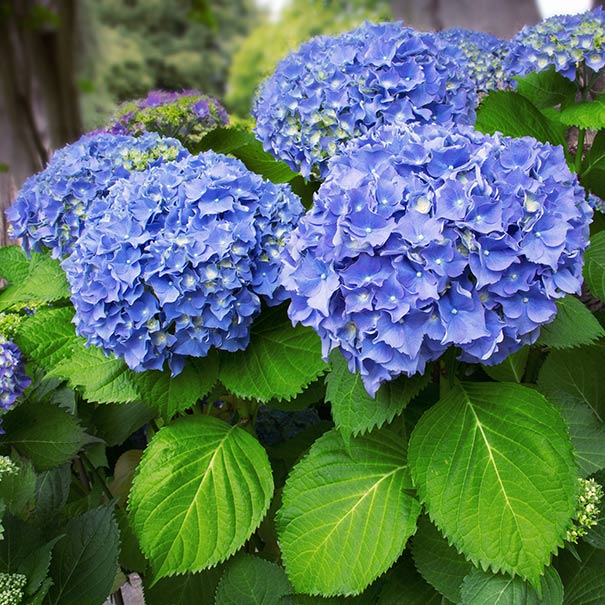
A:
[253, 21, 477, 180]
[63, 151, 304, 374]
[280, 123, 593, 395]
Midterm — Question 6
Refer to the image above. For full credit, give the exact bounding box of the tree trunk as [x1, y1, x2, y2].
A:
[0, 0, 82, 247]
[390, 0, 541, 39]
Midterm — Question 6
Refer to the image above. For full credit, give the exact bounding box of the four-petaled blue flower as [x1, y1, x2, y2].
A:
[63, 151, 304, 374]
[253, 21, 477, 180]
[7, 133, 187, 258]
[505, 8, 605, 81]
[280, 123, 593, 395]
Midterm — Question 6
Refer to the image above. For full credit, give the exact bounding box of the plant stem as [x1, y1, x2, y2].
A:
[81, 451, 115, 502]
[575, 128, 586, 175]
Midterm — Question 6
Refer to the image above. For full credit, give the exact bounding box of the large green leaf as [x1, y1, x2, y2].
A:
[326, 350, 428, 444]
[91, 400, 155, 447]
[129, 415, 273, 578]
[536, 296, 604, 349]
[581, 129, 605, 178]
[33, 463, 71, 524]
[0, 251, 70, 311]
[411, 515, 472, 603]
[143, 567, 225, 605]
[277, 427, 421, 596]
[560, 98, 605, 129]
[0, 455, 36, 517]
[555, 542, 605, 605]
[46, 506, 120, 605]
[219, 306, 329, 402]
[134, 355, 218, 419]
[546, 392, 605, 476]
[475, 91, 566, 148]
[0, 245, 30, 284]
[515, 67, 576, 109]
[408, 382, 577, 585]
[215, 554, 292, 605]
[49, 345, 141, 404]
[460, 566, 563, 604]
[482, 347, 529, 383]
[0, 399, 85, 470]
[583, 230, 605, 303]
[538, 344, 605, 424]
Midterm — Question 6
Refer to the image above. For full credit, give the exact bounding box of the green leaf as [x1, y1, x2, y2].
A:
[411, 515, 472, 603]
[0, 455, 36, 518]
[24, 577, 53, 605]
[460, 566, 563, 604]
[197, 126, 298, 183]
[581, 129, 605, 177]
[326, 350, 429, 444]
[555, 542, 605, 605]
[0, 245, 30, 284]
[91, 400, 155, 447]
[482, 347, 529, 383]
[408, 382, 577, 585]
[277, 427, 421, 596]
[537, 296, 604, 349]
[219, 305, 329, 402]
[583, 230, 605, 303]
[537, 344, 605, 424]
[48, 345, 141, 404]
[0, 399, 85, 470]
[115, 509, 147, 574]
[515, 67, 576, 109]
[546, 392, 605, 476]
[560, 98, 605, 129]
[46, 506, 120, 605]
[15, 306, 79, 370]
[0, 251, 70, 311]
[129, 415, 273, 578]
[32, 463, 71, 524]
[215, 554, 292, 605]
[475, 91, 567, 148]
[134, 355, 218, 419]
[143, 567, 225, 605]
[377, 556, 453, 605]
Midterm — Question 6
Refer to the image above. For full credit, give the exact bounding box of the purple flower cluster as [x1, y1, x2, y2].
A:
[103, 89, 229, 146]
[280, 123, 592, 395]
[7, 133, 186, 258]
[0, 335, 30, 429]
[505, 8, 605, 81]
[253, 21, 477, 180]
[63, 151, 303, 374]
[436, 28, 510, 92]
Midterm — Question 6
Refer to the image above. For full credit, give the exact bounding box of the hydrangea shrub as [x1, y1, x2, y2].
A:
[253, 21, 477, 179]
[281, 123, 592, 394]
[6, 132, 186, 258]
[62, 151, 303, 373]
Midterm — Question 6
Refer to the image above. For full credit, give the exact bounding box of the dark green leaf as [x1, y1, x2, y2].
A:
[33, 463, 71, 523]
[515, 67, 576, 109]
[215, 554, 292, 605]
[278, 427, 421, 596]
[555, 542, 605, 605]
[409, 382, 577, 586]
[581, 129, 605, 177]
[560, 98, 605, 129]
[326, 350, 429, 444]
[475, 91, 567, 148]
[1, 399, 85, 470]
[91, 400, 155, 447]
[482, 347, 529, 383]
[537, 296, 604, 349]
[116, 509, 147, 574]
[0, 454, 36, 517]
[134, 354, 218, 419]
[220, 305, 329, 402]
[411, 515, 472, 602]
[583, 230, 605, 303]
[129, 415, 273, 578]
[46, 506, 120, 605]
[144, 567, 225, 605]
[460, 566, 563, 604]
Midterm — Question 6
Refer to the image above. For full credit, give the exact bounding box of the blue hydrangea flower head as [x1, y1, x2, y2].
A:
[7, 132, 187, 258]
[253, 21, 477, 180]
[0, 335, 30, 430]
[63, 151, 304, 374]
[102, 89, 229, 147]
[280, 123, 592, 395]
[505, 8, 605, 80]
[435, 28, 510, 92]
